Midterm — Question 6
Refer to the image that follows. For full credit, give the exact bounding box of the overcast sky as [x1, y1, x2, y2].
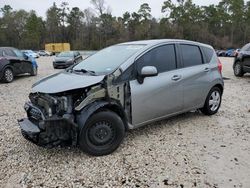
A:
[1, 0, 221, 18]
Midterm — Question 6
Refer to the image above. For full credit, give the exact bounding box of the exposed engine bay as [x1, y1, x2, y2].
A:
[18, 73, 132, 148]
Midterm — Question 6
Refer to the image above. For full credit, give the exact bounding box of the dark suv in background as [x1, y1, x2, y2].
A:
[233, 43, 250, 77]
[0, 47, 38, 83]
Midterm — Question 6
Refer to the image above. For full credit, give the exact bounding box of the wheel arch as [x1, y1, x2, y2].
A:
[213, 83, 224, 94]
[76, 100, 129, 140]
[0, 59, 13, 73]
[233, 59, 243, 68]
[1, 64, 15, 79]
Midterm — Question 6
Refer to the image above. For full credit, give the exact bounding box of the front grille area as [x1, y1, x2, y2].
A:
[27, 105, 43, 121]
[55, 61, 66, 64]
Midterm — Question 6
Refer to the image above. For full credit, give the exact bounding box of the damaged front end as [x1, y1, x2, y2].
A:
[18, 70, 132, 148]
[19, 93, 78, 147]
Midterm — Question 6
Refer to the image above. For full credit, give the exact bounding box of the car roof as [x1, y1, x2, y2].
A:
[118, 39, 214, 72]
[0, 47, 16, 50]
[119, 39, 213, 49]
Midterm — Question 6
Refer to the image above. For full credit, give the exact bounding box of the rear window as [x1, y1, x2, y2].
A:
[202, 47, 214, 63]
[180, 44, 203, 67]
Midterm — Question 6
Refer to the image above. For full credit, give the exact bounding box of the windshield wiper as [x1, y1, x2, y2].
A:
[73, 69, 96, 75]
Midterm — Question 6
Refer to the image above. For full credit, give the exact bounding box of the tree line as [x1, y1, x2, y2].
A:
[0, 0, 249, 50]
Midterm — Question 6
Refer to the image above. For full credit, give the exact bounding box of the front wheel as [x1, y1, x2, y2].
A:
[78, 110, 125, 156]
[201, 87, 222, 116]
[234, 61, 244, 77]
[3, 68, 14, 83]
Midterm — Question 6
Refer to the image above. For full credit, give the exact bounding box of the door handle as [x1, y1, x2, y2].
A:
[204, 67, 210, 72]
[171, 75, 182, 81]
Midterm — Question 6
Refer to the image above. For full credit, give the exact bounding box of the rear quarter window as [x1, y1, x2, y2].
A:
[180, 44, 203, 67]
[202, 47, 214, 63]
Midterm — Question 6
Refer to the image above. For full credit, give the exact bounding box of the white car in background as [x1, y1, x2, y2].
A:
[22, 50, 40, 58]
[38, 50, 52, 56]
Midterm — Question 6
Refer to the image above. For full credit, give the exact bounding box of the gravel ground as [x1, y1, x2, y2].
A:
[0, 57, 249, 188]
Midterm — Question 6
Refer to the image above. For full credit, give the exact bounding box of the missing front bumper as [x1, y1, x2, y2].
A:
[18, 118, 78, 148]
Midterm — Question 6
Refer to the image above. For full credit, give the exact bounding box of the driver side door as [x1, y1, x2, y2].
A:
[130, 44, 183, 126]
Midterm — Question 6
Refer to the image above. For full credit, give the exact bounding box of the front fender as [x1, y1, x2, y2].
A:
[76, 100, 128, 139]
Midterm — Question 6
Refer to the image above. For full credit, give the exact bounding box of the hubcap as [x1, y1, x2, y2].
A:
[209, 91, 221, 112]
[5, 69, 13, 82]
[234, 64, 241, 75]
[88, 121, 114, 146]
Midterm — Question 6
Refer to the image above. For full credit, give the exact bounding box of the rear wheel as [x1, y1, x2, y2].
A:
[78, 110, 125, 156]
[234, 61, 244, 77]
[3, 68, 14, 83]
[201, 87, 222, 116]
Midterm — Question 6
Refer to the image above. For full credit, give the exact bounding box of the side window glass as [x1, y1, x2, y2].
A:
[202, 47, 214, 63]
[0, 49, 3, 56]
[4, 49, 16, 57]
[136, 44, 177, 74]
[180, 44, 203, 67]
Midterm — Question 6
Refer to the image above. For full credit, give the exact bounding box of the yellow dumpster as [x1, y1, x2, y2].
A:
[45, 43, 70, 54]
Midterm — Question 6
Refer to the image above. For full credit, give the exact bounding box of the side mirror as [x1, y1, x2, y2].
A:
[137, 66, 158, 84]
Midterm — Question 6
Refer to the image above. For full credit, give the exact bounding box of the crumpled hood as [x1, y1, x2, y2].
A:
[32, 71, 105, 94]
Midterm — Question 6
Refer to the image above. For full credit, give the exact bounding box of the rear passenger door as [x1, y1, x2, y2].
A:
[130, 44, 183, 125]
[178, 44, 212, 110]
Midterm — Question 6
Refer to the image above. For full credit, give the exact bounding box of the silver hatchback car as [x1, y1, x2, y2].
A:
[18, 39, 224, 156]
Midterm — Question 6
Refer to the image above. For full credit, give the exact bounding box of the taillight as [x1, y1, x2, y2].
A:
[218, 58, 222, 74]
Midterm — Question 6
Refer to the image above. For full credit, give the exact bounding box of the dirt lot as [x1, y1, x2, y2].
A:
[0, 57, 249, 188]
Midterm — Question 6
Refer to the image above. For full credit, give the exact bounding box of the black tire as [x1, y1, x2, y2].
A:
[234, 61, 244, 77]
[30, 66, 37, 76]
[200, 87, 222, 116]
[2, 68, 14, 83]
[78, 110, 125, 156]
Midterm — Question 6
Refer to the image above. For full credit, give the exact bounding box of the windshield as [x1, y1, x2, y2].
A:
[241, 44, 250, 51]
[58, 51, 74, 57]
[73, 44, 145, 75]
